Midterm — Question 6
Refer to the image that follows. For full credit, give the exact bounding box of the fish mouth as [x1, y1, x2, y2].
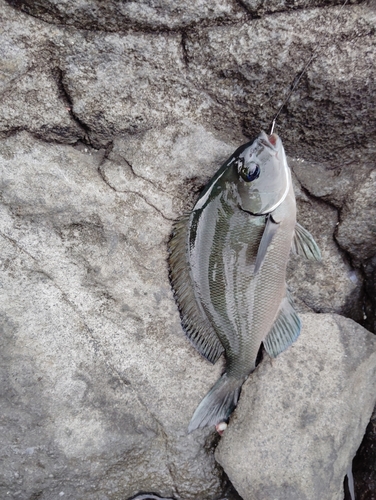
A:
[259, 131, 279, 149]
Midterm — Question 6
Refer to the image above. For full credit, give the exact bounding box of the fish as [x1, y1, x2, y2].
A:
[168, 131, 321, 433]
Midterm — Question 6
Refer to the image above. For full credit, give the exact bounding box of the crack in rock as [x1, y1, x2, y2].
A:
[0, 226, 170, 439]
[0, 230, 39, 263]
[55, 67, 92, 144]
[98, 164, 175, 222]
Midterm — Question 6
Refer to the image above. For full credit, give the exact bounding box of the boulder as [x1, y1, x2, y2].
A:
[0, 132, 225, 500]
[184, 2, 376, 160]
[240, 0, 364, 15]
[0, 3, 84, 143]
[1, 0, 376, 498]
[216, 313, 376, 500]
[336, 170, 376, 266]
[5, 0, 246, 31]
[287, 174, 363, 321]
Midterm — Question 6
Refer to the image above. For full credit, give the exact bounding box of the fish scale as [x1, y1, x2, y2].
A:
[168, 131, 321, 432]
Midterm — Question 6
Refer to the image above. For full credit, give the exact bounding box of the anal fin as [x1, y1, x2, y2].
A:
[263, 293, 301, 358]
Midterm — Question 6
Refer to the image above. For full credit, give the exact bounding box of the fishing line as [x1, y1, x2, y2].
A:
[270, 0, 349, 135]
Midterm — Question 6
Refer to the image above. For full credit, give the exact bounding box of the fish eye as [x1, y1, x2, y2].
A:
[236, 158, 260, 182]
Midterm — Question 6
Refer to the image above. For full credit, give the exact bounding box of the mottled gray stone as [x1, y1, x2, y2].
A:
[216, 313, 376, 500]
[0, 132, 225, 500]
[101, 120, 236, 217]
[289, 150, 375, 210]
[6, 0, 246, 31]
[363, 255, 376, 335]
[336, 169, 376, 266]
[290, 147, 376, 327]
[287, 170, 363, 322]
[186, 3, 376, 160]
[61, 30, 215, 147]
[2, 0, 375, 158]
[0, 2, 84, 143]
[240, 0, 364, 16]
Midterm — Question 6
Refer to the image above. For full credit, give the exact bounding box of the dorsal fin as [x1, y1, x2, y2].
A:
[263, 292, 301, 358]
[168, 213, 224, 364]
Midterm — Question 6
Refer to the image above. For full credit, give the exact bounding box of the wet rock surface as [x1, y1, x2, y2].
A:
[216, 313, 376, 500]
[1, 0, 376, 498]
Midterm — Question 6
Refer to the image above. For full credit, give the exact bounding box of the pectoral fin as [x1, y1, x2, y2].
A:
[263, 293, 301, 358]
[292, 223, 322, 261]
[254, 215, 279, 274]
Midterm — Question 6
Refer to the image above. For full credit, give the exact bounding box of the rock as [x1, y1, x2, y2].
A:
[336, 169, 376, 266]
[287, 168, 364, 322]
[1, 0, 376, 498]
[216, 313, 376, 500]
[60, 30, 213, 148]
[363, 256, 376, 335]
[100, 120, 236, 217]
[3, 1, 376, 156]
[240, 0, 364, 15]
[0, 2, 84, 143]
[289, 149, 375, 210]
[290, 145, 376, 327]
[0, 132, 225, 499]
[290, 150, 376, 268]
[186, 2, 376, 160]
[352, 405, 376, 500]
[6, 0, 246, 31]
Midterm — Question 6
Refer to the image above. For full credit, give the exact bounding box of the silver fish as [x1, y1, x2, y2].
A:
[168, 131, 321, 432]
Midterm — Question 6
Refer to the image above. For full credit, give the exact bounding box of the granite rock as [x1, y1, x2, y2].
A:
[287, 168, 364, 322]
[241, 0, 364, 16]
[6, 0, 246, 31]
[216, 313, 376, 500]
[336, 169, 376, 266]
[1, 0, 376, 498]
[185, 2, 376, 160]
[0, 3, 84, 143]
[0, 132, 225, 500]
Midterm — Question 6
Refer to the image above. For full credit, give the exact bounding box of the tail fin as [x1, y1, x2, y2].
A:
[188, 374, 243, 433]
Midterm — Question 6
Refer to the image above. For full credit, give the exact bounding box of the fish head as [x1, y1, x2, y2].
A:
[233, 131, 290, 215]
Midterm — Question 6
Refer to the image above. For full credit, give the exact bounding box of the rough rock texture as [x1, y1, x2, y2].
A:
[0, 6, 84, 143]
[216, 313, 376, 500]
[352, 406, 376, 500]
[287, 172, 363, 321]
[184, 1, 376, 160]
[291, 148, 376, 329]
[6, 0, 247, 31]
[3, 1, 376, 155]
[241, 0, 364, 15]
[0, 131, 228, 500]
[364, 255, 376, 335]
[1, 0, 376, 498]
